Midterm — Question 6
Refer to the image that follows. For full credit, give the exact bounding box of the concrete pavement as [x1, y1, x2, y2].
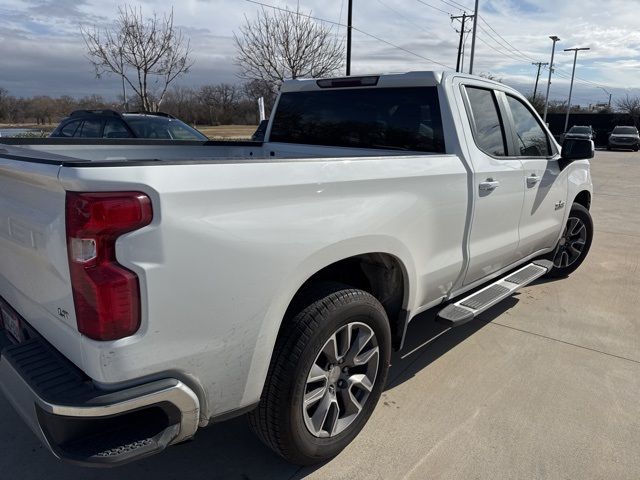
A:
[1, 150, 639, 479]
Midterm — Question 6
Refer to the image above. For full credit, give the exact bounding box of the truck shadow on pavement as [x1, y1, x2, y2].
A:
[3, 297, 522, 480]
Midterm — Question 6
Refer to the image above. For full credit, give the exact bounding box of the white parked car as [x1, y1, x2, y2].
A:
[0, 71, 593, 467]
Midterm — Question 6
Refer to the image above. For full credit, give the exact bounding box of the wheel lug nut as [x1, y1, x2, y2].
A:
[342, 367, 349, 374]
[328, 385, 335, 394]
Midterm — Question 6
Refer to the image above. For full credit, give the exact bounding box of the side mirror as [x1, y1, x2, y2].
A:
[561, 138, 594, 161]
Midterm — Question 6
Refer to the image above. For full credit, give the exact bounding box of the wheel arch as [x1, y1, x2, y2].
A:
[573, 190, 591, 210]
[241, 239, 416, 408]
[283, 252, 411, 351]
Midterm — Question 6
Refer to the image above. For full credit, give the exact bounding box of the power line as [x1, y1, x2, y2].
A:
[377, 0, 435, 34]
[437, 0, 617, 92]
[476, 25, 531, 63]
[474, 33, 527, 64]
[478, 16, 537, 62]
[244, 0, 455, 70]
[445, 0, 474, 10]
[415, 0, 452, 16]
[437, 0, 466, 12]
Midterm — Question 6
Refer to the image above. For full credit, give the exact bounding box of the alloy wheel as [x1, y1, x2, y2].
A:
[553, 216, 588, 268]
[302, 322, 380, 438]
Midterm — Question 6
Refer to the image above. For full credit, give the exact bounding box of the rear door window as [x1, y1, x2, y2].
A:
[103, 119, 132, 138]
[59, 120, 81, 137]
[270, 87, 445, 153]
[78, 119, 103, 138]
[464, 87, 507, 156]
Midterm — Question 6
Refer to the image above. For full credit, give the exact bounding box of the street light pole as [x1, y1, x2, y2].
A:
[543, 35, 560, 123]
[563, 47, 591, 133]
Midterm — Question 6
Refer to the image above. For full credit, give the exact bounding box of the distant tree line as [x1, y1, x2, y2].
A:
[0, 80, 276, 126]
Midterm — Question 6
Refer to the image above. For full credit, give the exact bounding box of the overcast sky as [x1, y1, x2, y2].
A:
[1, 0, 639, 106]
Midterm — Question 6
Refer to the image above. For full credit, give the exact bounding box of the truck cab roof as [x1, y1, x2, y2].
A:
[281, 71, 508, 93]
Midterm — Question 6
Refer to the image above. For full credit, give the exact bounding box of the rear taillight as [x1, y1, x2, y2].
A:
[65, 192, 153, 341]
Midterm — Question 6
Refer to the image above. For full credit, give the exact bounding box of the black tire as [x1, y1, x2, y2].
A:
[546, 203, 593, 278]
[248, 283, 391, 465]
[606, 146, 611, 151]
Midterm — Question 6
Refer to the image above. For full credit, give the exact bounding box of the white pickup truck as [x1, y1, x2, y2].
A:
[0, 72, 594, 467]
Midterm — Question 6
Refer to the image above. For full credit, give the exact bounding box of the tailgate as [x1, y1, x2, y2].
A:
[0, 153, 83, 369]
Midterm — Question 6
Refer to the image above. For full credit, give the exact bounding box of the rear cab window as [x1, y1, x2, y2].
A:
[464, 87, 507, 156]
[270, 87, 445, 153]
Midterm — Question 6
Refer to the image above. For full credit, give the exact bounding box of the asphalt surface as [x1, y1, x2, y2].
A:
[1, 150, 639, 479]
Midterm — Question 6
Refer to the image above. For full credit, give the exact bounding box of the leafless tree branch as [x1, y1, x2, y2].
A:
[234, 6, 344, 89]
[81, 4, 193, 111]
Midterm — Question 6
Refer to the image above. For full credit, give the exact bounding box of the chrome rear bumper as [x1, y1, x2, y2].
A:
[0, 330, 199, 466]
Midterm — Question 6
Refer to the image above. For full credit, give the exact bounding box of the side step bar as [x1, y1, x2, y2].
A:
[437, 260, 553, 327]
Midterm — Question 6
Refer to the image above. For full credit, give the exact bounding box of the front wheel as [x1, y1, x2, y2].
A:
[248, 283, 391, 465]
[546, 203, 593, 278]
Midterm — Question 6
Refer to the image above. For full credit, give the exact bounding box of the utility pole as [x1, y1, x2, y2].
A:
[543, 35, 560, 122]
[451, 13, 473, 73]
[563, 47, 590, 133]
[469, 0, 479, 74]
[346, 0, 353, 76]
[531, 62, 548, 98]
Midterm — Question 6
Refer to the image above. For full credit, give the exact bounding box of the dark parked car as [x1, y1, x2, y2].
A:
[50, 110, 208, 141]
[564, 125, 594, 141]
[607, 125, 640, 151]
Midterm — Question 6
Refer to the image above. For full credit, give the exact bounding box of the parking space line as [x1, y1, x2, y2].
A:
[483, 320, 640, 366]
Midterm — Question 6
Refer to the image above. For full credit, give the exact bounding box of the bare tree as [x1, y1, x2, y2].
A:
[234, 6, 344, 88]
[0, 87, 9, 122]
[243, 79, 278, 117]
[525, 93, 545, 115]
[199, 84, 241, 125]
[81, 5, 193, 111]
[616, 94, 640, 116]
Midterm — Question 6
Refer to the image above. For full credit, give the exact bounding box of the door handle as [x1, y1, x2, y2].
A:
[526, 174, 540, 187]
[479, 179, 500, 192]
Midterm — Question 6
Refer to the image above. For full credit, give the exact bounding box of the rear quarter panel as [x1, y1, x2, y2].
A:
[58, 154, 468, 419]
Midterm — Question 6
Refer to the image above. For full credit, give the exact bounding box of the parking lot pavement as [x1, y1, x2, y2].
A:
[1, 151, 639, 480]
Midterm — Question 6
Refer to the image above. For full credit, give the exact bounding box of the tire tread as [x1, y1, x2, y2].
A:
[247, 282, 387, 463]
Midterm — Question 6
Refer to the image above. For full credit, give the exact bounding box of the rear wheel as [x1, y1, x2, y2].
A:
[546, 203, 593, 278]
[248, 283, 391, 465]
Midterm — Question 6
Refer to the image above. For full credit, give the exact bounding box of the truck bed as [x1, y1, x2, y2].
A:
[0, 138, 427, 167]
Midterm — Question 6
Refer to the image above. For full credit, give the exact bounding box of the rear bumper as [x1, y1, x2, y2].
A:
[0, 329, 200, 467]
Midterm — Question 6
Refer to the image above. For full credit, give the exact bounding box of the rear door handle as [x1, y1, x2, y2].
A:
[527, 174, 540, 187]
[479, 179, 500, 192]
